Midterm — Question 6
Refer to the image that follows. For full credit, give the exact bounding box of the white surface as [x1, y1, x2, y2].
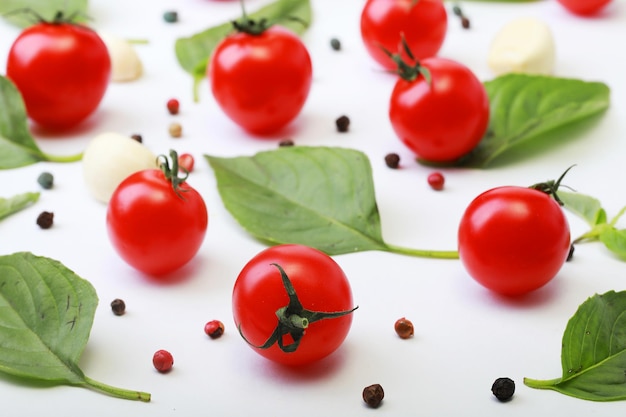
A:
[1, 0, 625, 415]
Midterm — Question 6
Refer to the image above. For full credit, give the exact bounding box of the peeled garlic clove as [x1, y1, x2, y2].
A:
[488, 17, 555, 76]
[83, 132, 158, 203]
[99, 32, 143, 82]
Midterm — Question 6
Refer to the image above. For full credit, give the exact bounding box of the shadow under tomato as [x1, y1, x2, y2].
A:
[138, 255, 206, 286]
[484, 277, 563, 309]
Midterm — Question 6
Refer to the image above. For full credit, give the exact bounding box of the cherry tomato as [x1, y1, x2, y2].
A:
[106, 153, 208, 276]
[556, 0, 612, 15]
[6, 18, 111, 130]
[389, 57, 490, 163]
[458, 186, 570, 296]
[360, 0, 447, 70]
[208, 25, 312, 135]
[233, 244, 356, 366]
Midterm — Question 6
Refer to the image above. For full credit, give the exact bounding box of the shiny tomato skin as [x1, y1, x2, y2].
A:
[556, 0, 612, 15]
[360, 0, 447, 70]
[458, 186, 571, 296]
[389, 57, 489, 163]
[233, 244, 354, 366]
[208, 26, 312, 135]
[106, 169, 208, 276]
[6, 22, 111, 130]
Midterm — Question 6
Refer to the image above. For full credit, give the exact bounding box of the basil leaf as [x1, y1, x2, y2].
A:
[0, 76, 82, 169]
[560, 191, 607, 227]
[465, 74, 610, 167]
[0, 0, 88, 27]
[0, 192, 39, 221]
[598, 228, 626, 260]
[206, 146, 458, 259]
[525, 291, 626, 401]
[175, 0, 312, 99]
[0, 252, 150, 401]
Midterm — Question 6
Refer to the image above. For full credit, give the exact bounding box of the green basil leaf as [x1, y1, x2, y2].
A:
[206, 146, 458, 259]
[0, 0, 88, 27]
[559, 191, 607, 227]
[598, 228, 626, 260]
[0, 76, 82, 169]
[0, 252, 150, 401]
[206, 147, 388, 255]
[175, 0, 312, 98]
[0, 192, 39, 221]
[525, 290, 626, 401]
[464, 74, 610, 167]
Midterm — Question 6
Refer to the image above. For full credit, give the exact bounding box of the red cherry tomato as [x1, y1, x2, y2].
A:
[233, 244, 356, 366]
[458, 186, 571, 296]
[556, 0, 612, 15]
[360, 0, 447, 70]
[106, 157, 208, 276]
[208, 25, 312, 135]
[389, 57, 489, 163]
[6, 18, 110, 130]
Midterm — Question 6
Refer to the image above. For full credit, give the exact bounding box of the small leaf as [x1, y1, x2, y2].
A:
[175, 0, 312, 98]
[560, 191, 607, 227]
[0, 76, 82, 169]
[206, 147, 388, 255]
[0, 252, 150, 401]
[525, 291, 626, 401]
[463, 74, 610, 167]
[0, 192, 40, 221]
[0, 0, 88, 27]
[598, 229, 626, 260]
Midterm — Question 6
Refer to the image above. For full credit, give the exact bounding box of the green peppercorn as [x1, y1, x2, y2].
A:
[163, 11, 178, 23]
[37, 172, 54, 189]
[330, 38, 341, 51]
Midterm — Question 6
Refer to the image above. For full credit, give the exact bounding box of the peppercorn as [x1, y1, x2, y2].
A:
[279, 139, 295, 147]
[330, 37, 341, 51]
[336, 115, 350, 132]
[37, 172, 54, 189]
[167, 98, 180, 115]
[36, 211, 54, 229]
[384, 153, 400, 169]
[362, 384, 384, 408]
[130, 133, 143, 143]
[491, 377, 515, 402]
[394, 317, 414, 339]
[204, 320, 225, 339]
[110, 299, 126, 316]
[452, 4, 470, 29]
[169, 122, 182, 138]
[163, 11, 178, 23]
[153, 350, 174, 373]
[427, 172, 445, 191]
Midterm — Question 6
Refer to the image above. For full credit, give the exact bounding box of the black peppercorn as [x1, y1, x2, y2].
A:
[384, 153, 400, 169]
[491, 377, 515, 402]
[363, 384, 384, 408]
[131, 134, 143, 143]
[110, 299, 126, 316]
[37, 172, 54, 189]
[330, 38, 341, 51]
[335, 115, 350, 133]
[36, 211, 54, 229]
[279, 139, 295, 147]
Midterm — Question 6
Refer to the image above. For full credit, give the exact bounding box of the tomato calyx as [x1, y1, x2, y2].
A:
[231, 1, 308, 36]
[5, 8, 85, 25]
[529, 165, 576, 206]
[238, 263, 358, 353]
[157, 150, 190, 199]
[382, 37, 431, 84]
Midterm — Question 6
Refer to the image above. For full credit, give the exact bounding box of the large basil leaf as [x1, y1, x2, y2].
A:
[525, 291, 626, 401]
[0, 192, 39, 221]
[464, 74, 610, 167]
[0, 76, 82, 169]
[175, 0, 312, 100]
[0, 0, 88, 27]
[0, 252, 150, 401]
[206, 146, 458, 259]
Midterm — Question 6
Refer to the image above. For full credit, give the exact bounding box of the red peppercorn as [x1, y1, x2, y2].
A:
[152, 350, 174, 373]
[204, 320, 225, 339]
[166, 98, 180, 115]
[427, 172, 445, 191]
[394, 317, 414, 339]
[178, 153, 195, 173]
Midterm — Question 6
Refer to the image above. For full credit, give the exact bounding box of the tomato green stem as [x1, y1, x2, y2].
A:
[43, 151, 83, 163]
[383, 243, 459, 259]
[83, 376, 151, 402]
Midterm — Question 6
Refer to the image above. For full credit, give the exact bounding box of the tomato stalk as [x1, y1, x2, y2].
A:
[238, 263, 358, 353]
[157, 149, 189, 199]
[382, 36, 432, 84]
[232, 0, 308, 36]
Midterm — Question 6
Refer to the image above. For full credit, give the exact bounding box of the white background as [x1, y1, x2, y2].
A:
[1, 0, 625, 415]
